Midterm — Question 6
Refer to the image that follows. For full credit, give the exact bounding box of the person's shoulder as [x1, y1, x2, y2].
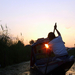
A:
[48, 38, 56, 44]
[48, 40, 53, 45]
[58, 36, 61, 37]
[57, 36, 62, 39]
[57, 36, 63, 41]
[53, 36, 62, 42]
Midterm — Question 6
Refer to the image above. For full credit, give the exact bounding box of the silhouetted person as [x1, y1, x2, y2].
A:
[48, 23, 68, 60]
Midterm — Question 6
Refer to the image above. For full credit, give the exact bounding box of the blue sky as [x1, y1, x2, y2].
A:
[0, 0, 75, 47]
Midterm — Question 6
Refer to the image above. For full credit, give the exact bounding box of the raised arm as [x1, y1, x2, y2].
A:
[53, 23, 56, 33]
[54, 23, 61, 36]
[56, 28, 61, 36]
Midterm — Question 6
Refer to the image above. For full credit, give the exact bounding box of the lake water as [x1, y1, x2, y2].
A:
[0, 61, 75, 75]
[22, 62, 75, 75]
[66, 62, 75, 75]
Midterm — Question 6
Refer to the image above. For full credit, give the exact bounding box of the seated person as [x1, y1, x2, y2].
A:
[48, 23, 69, 60]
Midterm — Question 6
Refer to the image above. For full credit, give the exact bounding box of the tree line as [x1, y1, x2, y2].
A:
[0, 25, 34, 68]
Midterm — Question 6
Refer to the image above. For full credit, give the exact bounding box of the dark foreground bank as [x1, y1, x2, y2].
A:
[0, 61, 75, 75]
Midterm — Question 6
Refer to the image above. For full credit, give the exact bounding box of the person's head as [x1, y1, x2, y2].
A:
[48, 32, 56, 41]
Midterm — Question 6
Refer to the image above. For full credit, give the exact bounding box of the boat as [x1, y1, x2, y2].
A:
[30, 38, 74, 75]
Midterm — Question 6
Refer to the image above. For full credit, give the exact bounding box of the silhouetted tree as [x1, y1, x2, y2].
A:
[29, 40, 35, 45]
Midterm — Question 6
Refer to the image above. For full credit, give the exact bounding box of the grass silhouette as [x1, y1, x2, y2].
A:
[0, 25, 31, 67]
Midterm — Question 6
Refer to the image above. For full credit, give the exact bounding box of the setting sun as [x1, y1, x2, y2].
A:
[45, 44, 49, 48]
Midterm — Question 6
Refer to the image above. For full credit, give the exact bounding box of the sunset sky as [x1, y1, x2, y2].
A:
[0, 0, 75, 47]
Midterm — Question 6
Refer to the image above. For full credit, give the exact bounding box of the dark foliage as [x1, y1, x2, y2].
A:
[0, 36, 31, 68]
[68, 48, 75, 57]
[0, 39, 31, 67]
[0, 25, 32, 68]
[29, 40, 35, 45]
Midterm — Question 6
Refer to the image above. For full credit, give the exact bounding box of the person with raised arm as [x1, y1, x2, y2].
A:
[48, 23, 69, 60]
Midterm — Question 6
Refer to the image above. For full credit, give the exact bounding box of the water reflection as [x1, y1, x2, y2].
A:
[21, 62, 75, 75]
[21, 71, 30, 75]
[66, 62, 75, 75]
[21, 69, 43, 75]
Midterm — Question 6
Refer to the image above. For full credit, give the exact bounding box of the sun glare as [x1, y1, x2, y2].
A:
[45, 44, 49, 48]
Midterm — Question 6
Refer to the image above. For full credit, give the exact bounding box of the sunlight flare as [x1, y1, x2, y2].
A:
[45, 44, 49, 48]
